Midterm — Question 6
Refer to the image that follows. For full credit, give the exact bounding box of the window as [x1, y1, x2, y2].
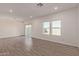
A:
[52, 20, 61, 36]
[43, 22, 50, 35]
[42, 20, 61, 36]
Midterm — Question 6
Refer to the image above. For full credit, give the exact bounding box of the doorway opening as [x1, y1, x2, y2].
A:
[25, 24, 32, 37]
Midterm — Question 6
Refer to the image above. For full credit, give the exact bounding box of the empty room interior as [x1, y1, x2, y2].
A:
[0, 3, 79, 56]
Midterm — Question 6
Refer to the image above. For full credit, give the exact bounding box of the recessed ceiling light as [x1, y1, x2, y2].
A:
[54, 6, 58, 10]
[9, 9, 13, 13]
[30, 16, 33, 18]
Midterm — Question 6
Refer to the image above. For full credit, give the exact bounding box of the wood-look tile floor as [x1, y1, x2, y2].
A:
[0, 36, 79, 56]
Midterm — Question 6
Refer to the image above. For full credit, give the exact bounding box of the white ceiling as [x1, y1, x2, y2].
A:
[0, 3, 78, 20]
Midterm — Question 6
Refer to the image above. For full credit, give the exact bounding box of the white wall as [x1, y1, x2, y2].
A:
[25, 7, 79, 47]
[0, 16, 25, 38]
[77, 6, 79, 46]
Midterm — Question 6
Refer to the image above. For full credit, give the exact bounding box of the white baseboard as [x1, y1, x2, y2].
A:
[32, 37, 79, 48]
[0, 35, 24, 39]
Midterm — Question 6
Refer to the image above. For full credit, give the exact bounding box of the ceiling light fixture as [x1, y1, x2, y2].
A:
[54, 6, 58, 10]
[37, 3, 44, 7]
[9, 9, 13, 13]
[30, 16, 33, 18]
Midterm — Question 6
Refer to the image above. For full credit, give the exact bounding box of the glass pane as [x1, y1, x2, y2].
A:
[52, 20, 61, 36]
[25, 25, 32, 37]
[52, 20, 61, 27]
[43, 22, 50, 35]
[43, 22, 50, 28]
[52, 29, 61, 36]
